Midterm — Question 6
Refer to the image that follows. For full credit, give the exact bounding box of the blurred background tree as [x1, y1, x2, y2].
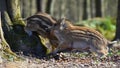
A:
[114, 0, 120, 40]
[20, 0, 118, 22]
[20, 0, 118, 40]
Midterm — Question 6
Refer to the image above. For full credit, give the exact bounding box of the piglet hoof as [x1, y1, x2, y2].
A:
[53, 54, 60, 60]
[47, 53, 60, 60]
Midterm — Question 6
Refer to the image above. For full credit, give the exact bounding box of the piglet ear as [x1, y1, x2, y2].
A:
[60, 17, 66, 30]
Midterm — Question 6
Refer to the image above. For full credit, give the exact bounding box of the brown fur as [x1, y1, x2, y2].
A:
[52, 18, 109, 57]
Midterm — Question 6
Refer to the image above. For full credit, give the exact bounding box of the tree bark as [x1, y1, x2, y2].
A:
[1, 0, 47, 59]
[82, 0, 87, 20]
[46, 0, 52, 14]
[6, 0, 25, 25]
[0, 12, 19, 60]
[36, 0, 43, 12]
[95, 0, 102, 17]
[114, 0, 120, 40]
[90, 0, 95, 18]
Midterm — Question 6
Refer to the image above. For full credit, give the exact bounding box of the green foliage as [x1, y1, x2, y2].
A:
[116, 50, 120, 55]
[75, 17, 116, 40]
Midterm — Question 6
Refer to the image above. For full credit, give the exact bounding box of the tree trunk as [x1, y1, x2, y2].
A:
[36, 0, 43, 12]
[0, 12, 19, 60]
[1, 0, 47, 59]
[90, 0, 95, 18]
[46, 0, 52, 14]
[30, 0, 37, 16]
[6, 0, 25, 25]
[95, 0, 102, 17]
[114, 0, 120, 40]
[82, 0, 87, 20]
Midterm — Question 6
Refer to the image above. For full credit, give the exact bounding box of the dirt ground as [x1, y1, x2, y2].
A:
[0, 52, 120, 68]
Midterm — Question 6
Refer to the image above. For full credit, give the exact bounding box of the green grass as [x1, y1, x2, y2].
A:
[75, 17, 116, 40]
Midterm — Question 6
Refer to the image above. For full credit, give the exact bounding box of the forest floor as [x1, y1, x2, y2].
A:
[0, 51, 120, 68]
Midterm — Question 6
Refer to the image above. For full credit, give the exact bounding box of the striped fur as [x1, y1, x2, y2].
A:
[52, 18, 110, 57]
[24, 12, 59, 51]
[25, 12, 57, 36]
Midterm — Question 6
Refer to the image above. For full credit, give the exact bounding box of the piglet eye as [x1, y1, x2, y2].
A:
[61, 23, 65, 27]
[53, 23, 57, 26]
